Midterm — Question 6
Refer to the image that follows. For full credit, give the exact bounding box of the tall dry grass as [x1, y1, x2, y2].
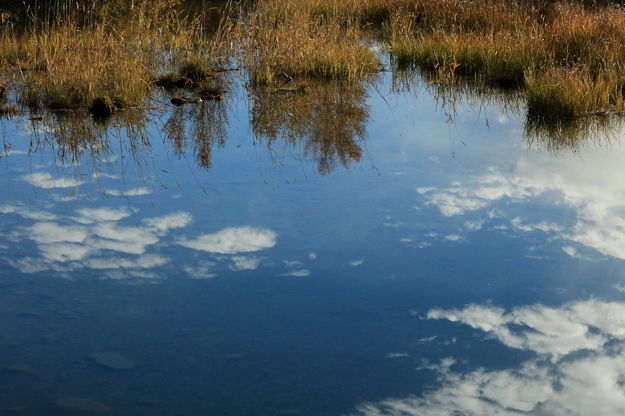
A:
[384, 0, 625, 116]
[3, 0, 625, 121]
[235, 0, 380, 86]
[0, 0, 231, 113]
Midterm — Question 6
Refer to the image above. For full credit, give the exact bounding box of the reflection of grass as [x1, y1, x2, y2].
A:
[164, 96, 228, 169]
[249, 80, 370, 174]
[395, 67, 619, 150]
[524, 113, 622, 152]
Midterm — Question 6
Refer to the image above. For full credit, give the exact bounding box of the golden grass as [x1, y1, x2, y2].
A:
[1, 0, 230, 113]
[526, 67, 625, 118]
[392, 28, 548, 87]
[2, 0, 625, 122]
[236, 0, 380, 86]
[384, 0, 625, 116]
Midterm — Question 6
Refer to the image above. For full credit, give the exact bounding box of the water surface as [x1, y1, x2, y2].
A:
[1, 71, 625, 415]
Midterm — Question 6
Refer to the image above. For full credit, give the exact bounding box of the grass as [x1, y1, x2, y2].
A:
[385, 0, 625, 116]
[2, 0, 625, 124]
[0, 0, 231, 114]
[235, 0, 380, 86]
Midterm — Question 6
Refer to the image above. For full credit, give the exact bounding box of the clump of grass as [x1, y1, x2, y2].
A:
[308, 0, 533, 32]
[525, 67, 625, 119]
[237, 0, 380, 86]
[156, 56, 225, 90]
[20, 24, 151, 110]
[383, 0, 625, 116]
[544, 2, 625, 71]
[155, 72, 193, 89]
[179, 57, 219, 84]
[3, 0, 232, 112]
[392, 26, 548, 87]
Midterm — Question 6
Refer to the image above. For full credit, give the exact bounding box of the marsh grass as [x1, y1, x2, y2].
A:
[249, 79, 370, 173]
[3, 0, 625, 123]
[526, 67, 625, 118]
[0, 0, 232, 114]
[236, 0, 380, 86]
[384, 0, 625, 116]
[233, 0, 625, 118]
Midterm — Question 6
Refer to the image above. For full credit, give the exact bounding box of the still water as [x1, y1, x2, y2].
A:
[1, 71, 625, 415]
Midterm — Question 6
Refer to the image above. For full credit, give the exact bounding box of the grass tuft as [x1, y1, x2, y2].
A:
[237, 0, 380, 86]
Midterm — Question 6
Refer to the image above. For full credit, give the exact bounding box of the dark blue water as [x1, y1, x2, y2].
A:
[1, 73, 625, 415]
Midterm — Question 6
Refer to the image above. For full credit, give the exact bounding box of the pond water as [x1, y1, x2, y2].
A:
[2, 69, 625, 415]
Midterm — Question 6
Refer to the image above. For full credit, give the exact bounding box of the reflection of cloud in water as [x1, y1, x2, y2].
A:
[428, 300, 625, 358]
[0, 204, 58, 221]
[355, 299, 625, 416]
[2, 199, 278, 280]
[28, 222, 89, 244]
[142, 211, 192, 234]
[89, 223, 159, 255]
[282, 269, 311, 277]
[350, 259, 365, 267]
[179, 227, 277, 254]
[184, 262, 217, 279]
[8, 210, 181, 277]
[23, 172, 84, 189]
[74, 207, 132, 224]
[281, 259, 311, 277]
[418, 147, 625, 260]
[105, 186, 153, 197]
[231, 256, 263, 271]
[86, 254, 169, 270]
[511, 217, 563, 233]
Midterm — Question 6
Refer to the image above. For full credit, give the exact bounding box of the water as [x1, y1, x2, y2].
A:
[1, 71, 625, 415]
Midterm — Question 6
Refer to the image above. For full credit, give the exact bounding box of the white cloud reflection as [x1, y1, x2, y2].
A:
[23, 172, 84, 189]
[354, 299, 625, 416]
[231, 256, 263, 271]
[0, 204, 58, 221]
[74, 207, 132, 224]
[143, 211, 192, 234]
[179, 227, 277, 254]
[2, 201, 278, 280]
[184, 261, 217, 279]
[417, 147, 625, 260]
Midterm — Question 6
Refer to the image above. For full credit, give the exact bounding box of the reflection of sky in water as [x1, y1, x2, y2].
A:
[3, 74, 625, 414]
